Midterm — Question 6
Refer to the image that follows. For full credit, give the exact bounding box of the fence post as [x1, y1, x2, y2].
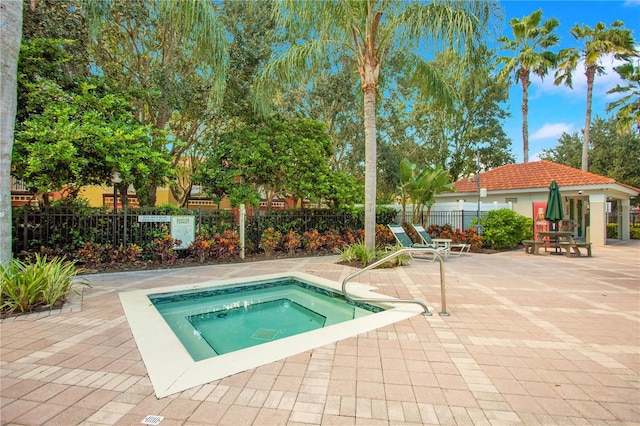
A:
[239, 204, 245, 260]
[23, 208, 28, 252]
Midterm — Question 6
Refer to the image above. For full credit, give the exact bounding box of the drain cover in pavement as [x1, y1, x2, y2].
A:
[141, 415, 164, 425]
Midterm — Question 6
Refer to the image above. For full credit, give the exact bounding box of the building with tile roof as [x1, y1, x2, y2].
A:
[436, 161, 639, 246]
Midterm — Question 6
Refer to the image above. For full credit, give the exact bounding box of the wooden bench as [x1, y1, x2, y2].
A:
[522, 240, 546, 254]
[558, 241, 592, 257]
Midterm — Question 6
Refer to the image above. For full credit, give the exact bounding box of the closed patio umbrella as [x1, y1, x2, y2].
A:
[545, 180, 564, 232]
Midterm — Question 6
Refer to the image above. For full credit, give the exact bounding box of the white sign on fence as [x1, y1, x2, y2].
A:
[138, 215, 171, 223]
[170, 216, 195, 249]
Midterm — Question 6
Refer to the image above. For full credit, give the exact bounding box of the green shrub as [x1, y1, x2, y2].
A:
[352, 242, 375, 265]
[335, 243, 410, 267]
[1, 255, 90, 316]
[479, 209, 531, 249]
[610, 224, 640, 239]
[335, 242, 375, 265]
[376, 245, 411, 268]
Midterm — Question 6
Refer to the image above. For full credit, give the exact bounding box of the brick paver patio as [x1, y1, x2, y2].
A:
[1, 240, 639, 425]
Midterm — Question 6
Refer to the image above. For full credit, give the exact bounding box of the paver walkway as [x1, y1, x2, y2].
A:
[1, 241, 639, 425]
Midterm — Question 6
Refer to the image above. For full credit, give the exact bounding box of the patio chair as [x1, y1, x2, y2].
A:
[412, 224, 471, 256]
[387, 224, 449, 259]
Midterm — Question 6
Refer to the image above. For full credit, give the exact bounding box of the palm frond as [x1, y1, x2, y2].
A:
[157, 1, 229, 100]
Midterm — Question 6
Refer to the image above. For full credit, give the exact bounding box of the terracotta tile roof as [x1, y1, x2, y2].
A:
[453, 160, 630, 192]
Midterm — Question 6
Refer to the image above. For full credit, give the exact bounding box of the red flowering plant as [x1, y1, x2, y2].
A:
[375, 224, 396, 247]
[189, 234, 214, 263]
[77, 242, 106, 267]
[148, 235, 181, 264]
[323, 229, 345, 251]
[283, 230, 301, 254]
[108, 244, 143, 264]
[302, 230, 326, 252]
[259, 228, 282, 257]
[215, 230, 240, 259]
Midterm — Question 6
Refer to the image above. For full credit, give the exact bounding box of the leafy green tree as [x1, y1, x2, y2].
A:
[279, 58, 364, 178]
[219, 0, 278, 125]
[554, 21, 637, 171]
[197, 117, 355, 209]
[14, 78, 171, 204]
[87, 0, 229, 205]
[412, 47, 514, 180]
[255, 0, 496, 249]
[21, 0, 90, 78]
[14, 37, 171, 205]
[540, 116, 640, 189]
[606, 59, 640, 135]
[497, 9, 559, 163]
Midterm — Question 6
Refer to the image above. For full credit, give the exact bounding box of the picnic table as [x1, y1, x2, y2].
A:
[523, 231, 592, 257]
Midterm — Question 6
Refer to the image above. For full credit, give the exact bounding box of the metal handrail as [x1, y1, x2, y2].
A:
[341, 247, 449, 317]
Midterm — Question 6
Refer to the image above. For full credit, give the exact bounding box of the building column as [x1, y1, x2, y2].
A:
[619, 198, 631, 241]
[588, 194, 607, 245]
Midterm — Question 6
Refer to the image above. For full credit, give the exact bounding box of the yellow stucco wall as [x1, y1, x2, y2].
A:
[78, 185, 227, 209]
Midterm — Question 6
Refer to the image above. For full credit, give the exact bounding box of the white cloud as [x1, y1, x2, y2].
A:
[623, 0, 640, 6]
[530, 122, 575, 141]
[530, 151, 544, 162]
[530, 53, 631, 100]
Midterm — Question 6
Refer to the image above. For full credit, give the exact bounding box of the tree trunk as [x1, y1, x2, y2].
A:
[582, 67, 595, 171]
[0, 1, 23, 266]
[520, 69, 531, 163]
[148, 185, 158, 206]
[363, 86, 377, 250]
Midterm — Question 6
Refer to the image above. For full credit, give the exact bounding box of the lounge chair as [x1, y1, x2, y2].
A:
[387, 224, 449, 259]
[412, 224, 471, 256]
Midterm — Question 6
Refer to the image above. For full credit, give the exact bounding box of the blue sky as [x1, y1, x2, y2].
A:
[496, 0, 640, 163]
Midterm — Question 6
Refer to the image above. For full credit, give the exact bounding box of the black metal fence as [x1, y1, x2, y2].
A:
[394, 210, 488, 230]
[11, 207, 236, 255]
[11, 207, 398, 255]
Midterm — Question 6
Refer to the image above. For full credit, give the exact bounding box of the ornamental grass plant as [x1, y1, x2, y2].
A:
[0, 255, 90, 317]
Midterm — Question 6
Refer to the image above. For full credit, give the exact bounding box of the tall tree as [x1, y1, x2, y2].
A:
[256, 0, 496, 249]
[554, 20, 637, 171]
[497, 9, 559, 163]
[87, 0, 229, 206]
[411, 47, 514, 180]
[0, 0, 24, 266]
[606, 59, 640, 135]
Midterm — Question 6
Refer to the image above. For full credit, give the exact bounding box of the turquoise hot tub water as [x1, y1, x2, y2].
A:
[149, 277, 386, 361]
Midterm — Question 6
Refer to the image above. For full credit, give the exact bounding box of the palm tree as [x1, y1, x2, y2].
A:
[606, 59, 640, 135]
[0, 0, 23, 266]
[497, 9, 559, 164]
[256, 0, 496, 250]
[554, 21, 637, 171]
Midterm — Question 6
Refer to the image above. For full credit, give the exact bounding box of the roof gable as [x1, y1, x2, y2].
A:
[453, 160, 627, 192]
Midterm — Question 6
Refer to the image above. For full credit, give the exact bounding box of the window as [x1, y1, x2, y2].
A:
[505, 197, 518, 203]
